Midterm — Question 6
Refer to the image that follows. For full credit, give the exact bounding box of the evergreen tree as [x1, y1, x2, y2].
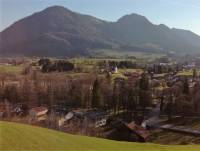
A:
[166, 92, 174, 121]
[139, 73, 149, 91]
[139, 72, 151, 118]
[91, 79, 101, 108]
[160, 90, 164, 112]
[112, 80, 119, 114]
[127, 87, 137, 121]
[183, 77, 189, 95]
[193, 69, 197, 78]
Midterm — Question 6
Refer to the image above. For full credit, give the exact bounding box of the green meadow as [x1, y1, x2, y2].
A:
[0, 65, 23, 74]
[1, 121, 200, 151]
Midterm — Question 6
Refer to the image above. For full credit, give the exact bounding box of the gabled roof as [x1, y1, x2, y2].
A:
[125, 122, 150, 140]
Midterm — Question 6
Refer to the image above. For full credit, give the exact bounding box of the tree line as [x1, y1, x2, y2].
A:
[39, 59, 74, 72]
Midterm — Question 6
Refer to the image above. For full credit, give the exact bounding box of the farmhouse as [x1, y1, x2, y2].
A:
[105, 121, 150, 142]
[11, 103, 27, 116]
[125, 121, 150, 141]
[112, 66, 118, 74]
[29, 107, 48, 121]
[64, 109, 108, 128]
[183, 62, 196, 70]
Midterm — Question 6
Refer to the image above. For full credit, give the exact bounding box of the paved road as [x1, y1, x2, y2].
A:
[142, 104, 165, 128]
[142, 104, 200, 137]
[160, 124, 200, 137]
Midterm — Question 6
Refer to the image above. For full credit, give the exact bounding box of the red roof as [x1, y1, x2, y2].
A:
[31, 107, 47, 113]
[125, 122, 150, 140]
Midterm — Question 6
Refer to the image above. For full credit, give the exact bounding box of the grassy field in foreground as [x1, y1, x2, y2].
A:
[1, 121, 200, 151]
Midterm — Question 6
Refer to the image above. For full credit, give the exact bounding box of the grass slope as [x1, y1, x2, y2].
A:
[1, 121, 200, 151]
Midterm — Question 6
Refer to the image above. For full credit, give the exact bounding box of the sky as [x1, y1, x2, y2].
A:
[0, 0, 200, 35]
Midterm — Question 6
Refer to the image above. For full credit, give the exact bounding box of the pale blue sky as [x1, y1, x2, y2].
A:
[0, 0, 200, 35]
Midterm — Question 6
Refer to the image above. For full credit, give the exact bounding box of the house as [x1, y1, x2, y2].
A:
[29, 107, 48, 121]
[83, 110, 108, 128]
[58, 112, 74, 127]
[50, 104, 69, 116]
[125, 121, 150, 141]
[11, 103, 28, 116]
[112, 66, 118, 74]
[105, 120, 150, 142]
[64, 109, 108, 128]
[99, 64, 118, 75]
[183, 62, 196, 70]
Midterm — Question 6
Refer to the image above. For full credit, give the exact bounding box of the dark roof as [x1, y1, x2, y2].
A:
[72, 109, 108, 120]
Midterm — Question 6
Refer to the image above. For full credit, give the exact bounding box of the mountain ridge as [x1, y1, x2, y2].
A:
[0, 6, 200, 57]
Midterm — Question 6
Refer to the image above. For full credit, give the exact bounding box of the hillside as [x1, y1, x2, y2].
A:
[1, 121, 200, 151]
[1, 6, 200, 57]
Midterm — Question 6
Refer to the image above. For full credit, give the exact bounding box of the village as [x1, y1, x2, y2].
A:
[0, 56, 200, 144]
[1, 1, 200, 150]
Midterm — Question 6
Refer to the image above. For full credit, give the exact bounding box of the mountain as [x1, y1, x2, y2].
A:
[0, 6, 111, 57]
[104, 15, 199, 53]
[0, 6, 200, 57]
[172, 28, 200, 48]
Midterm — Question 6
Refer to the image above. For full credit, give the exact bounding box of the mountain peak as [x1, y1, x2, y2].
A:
[44, 5, 68, 11]
[42, 5, 73, 14]
[117, 13, 151, 25]
[158, 24, 170, 30]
